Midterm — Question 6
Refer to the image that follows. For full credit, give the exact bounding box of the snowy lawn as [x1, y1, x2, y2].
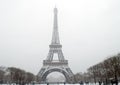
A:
[1, 83, 120, 85]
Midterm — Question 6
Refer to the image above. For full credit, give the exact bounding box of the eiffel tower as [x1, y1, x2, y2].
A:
[37, 7, 74, 83]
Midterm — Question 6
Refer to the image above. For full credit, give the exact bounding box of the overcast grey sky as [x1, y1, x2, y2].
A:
[0, 0, 120, 75]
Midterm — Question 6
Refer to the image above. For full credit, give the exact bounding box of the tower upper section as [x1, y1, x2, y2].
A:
[51, 7, 60, 45]
[54, 7, 58, 14]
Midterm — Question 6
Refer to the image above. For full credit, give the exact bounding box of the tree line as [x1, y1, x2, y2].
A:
[74, 53, 120, 85]
[0, 67, 35, 84]
[0, 53, 120, 84]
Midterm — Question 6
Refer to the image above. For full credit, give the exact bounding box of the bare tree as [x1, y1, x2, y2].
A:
[25, 72, 35, 84]
[87, 53, 120, 85]
[0, 70, 5, 83]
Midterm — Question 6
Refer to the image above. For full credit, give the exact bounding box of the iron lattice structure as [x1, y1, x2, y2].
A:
[37, 7, 74, 83]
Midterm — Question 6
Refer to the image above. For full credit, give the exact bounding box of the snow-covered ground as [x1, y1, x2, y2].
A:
[1, 83, 120, 85]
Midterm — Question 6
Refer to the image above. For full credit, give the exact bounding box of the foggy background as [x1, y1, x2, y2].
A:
[0, 0, 120, 75]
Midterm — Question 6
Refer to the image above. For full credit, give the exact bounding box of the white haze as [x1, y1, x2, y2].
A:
[0, 0, 120, 75]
